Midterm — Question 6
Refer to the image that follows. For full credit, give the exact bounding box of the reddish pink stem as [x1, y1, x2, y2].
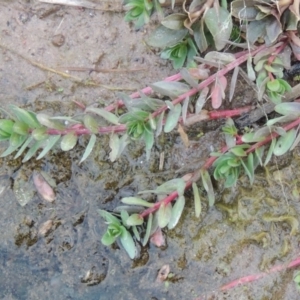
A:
[208, 106, 253, 119]
[221, 255, 300, 291]
[45, 105, 254, 136]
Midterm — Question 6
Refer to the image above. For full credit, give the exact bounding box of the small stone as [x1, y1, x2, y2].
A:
[51, 34, 65, 47]
[38, 220, 53, 237]
[33, 172, 56, 202]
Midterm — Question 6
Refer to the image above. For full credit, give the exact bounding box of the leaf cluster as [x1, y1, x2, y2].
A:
[124, 0, 163, 29]
[161, 37, 198, 69]
[231, 0, 298, 45]
[0, 105, 120, 163]
[146, 1, 233, 68]
[213, 147, 255, 188]
[254, 55, 291, 103]
[99, 210, 137, 259]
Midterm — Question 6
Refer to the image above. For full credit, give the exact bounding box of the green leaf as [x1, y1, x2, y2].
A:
[264, 138, 276, 166]
[32, 127, 48, 141]
[275, 102, 300, 117]
[12, 121, 29, 135]
[267, 79, 281, 92]
[267, 90, 282, 104]
[157, 178, 185, 195]
[10, 132, 27, 148]
[148, 115, 156, 130]
[254, 59, 267, 72]
[181, 69, 198, 90]
[83, 115, 99, 134]
[138, 178, 185, 196]
[119, 110, 148, 123]
[201, 170, 215, 206]
[36, 135, 61, 160]
[273, 129, 297, 156]
[157, 202, 172, 228]
[109, 134, 120, 162]
[126, 213, 144, 226]
[224, 169, 239, 188]
[120, 210, 130, 226]
[146, 25, 188, 48]
[120, 226, 137, 259]
[294, 272, 300, 284]
[266, 115, 293, 127]
[50, 116, 80, 123]
[161, 13, 186, 30]
[195, 87, 209, 114]
[121, 197, 154, 207]
[36, 113, 65, 130]
[192, 183, 201, 218]
[79, 133, 96, 164]
[14, 136, 33, 159]
[10, 105, 40, 128]
[240, 153, 254, 185]
[164, 104, 181, 133]
[168, 196, 185, 229]
[182, 96, 189, 125]
[101, 231, 117, 246]
[204, 7, 232, 50]
[231, 0, 259, 20]
[132, 225, 140, 241]
[22, 140, 44, 162]
[150, 81, 190, 99]
[277, 79, 291, 91]
[85, 107, 119, 125]
[98, 209, 121, 224]
[107, 223, 122, 236]
[118, 134, 130, 157]
[0, 119, 14, 135]
[193, 18, 208, 53]
[1, 139, 26, 157]
[60, 132, 77, 151]
[230, 146, 247, 157]
[142, 213, 153, 246]
[254, 146, 265, 167]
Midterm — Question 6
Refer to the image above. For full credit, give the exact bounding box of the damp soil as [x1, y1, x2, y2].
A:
[1, 1, 300, 300]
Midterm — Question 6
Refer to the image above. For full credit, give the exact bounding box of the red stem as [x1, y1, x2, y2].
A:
[45, 106, 254, 136]
[208, 106, 253, 119]
[221, 255, 300, 291]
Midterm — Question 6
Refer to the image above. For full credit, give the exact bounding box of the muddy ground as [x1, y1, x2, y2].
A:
[1, 1, 300, 300]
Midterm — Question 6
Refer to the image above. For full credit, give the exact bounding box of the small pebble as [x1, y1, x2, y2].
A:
[33, 172, 56, 202]
[38, 220, 53, 236]
[51, 34, 65, 47]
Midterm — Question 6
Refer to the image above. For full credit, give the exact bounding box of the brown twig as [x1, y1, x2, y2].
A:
[58, 66, 148, 73]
